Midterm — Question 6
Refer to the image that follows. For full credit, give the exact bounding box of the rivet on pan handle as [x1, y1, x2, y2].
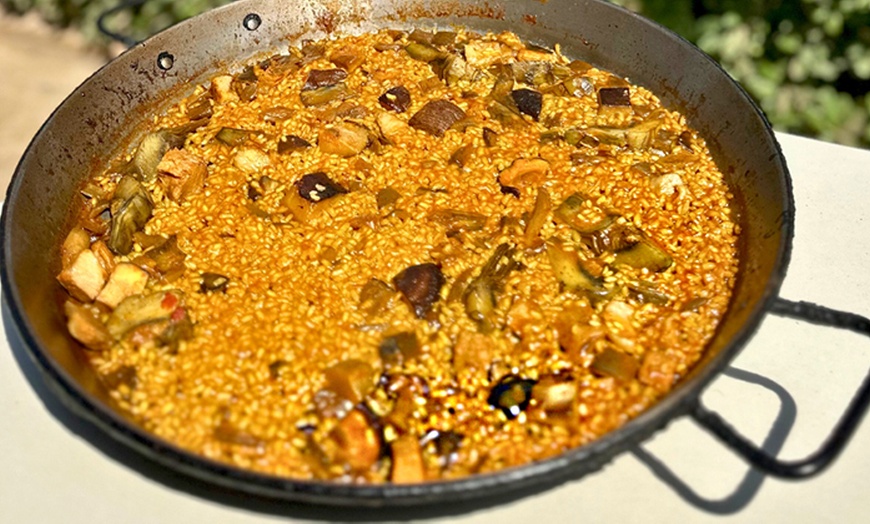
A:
[690, 298, 870, 478]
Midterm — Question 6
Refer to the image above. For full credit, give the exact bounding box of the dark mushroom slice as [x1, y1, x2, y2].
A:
[108, 176, 153, 255]
[199, 272, 230, 294]
[488, 375, 536, 420]
[302, 69, 348, 91]
[378, 86, 412, 113]
[591, 347, 639, 381]
[408, 100, 466, 137]
[598, 86, 631, 107]
[448, 144, 474, 168]
[277, 134, 312, 154]
[393, 263, 446, 319]
[296, 172, 348, 203]
[511, 89, 543, 121]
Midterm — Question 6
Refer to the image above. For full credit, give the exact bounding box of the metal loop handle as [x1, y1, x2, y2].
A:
[97, 0, 150, 47]
[691, 297, 870, 478]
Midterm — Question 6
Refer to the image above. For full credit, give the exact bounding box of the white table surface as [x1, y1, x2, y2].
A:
[2, 132, 869, 523]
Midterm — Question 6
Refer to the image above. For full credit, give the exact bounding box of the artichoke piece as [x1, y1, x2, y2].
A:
[215, 127, 252, 147]
[108, 176, 153, 255]
[482, 127, 499, 147]
[523, 187, 551, 244]
[553, 193, 614, 233]
[106, 290, 184, 340]
[376, 187, 401, 209]
[378, 85, 412, 113]
[393, 263, 445, 318]
[546, 242, 609, 298]
[408, 99, 466, 137]
[463, 243, 520, 331]
[378, 331, 421, 367]
[613, 238, 673, 272]
[277, 134, 312, 154]
[124, 121, 203, 182]
[405, 42, 443, 62]
[147, 235, 187, 278]
[303, 68, 348, 91]
[591, 347, 639, 381]
[231, 65, 258, 102]
[488, 375, 536, 420]
[359, 278, 395, 316]
[300, 83, 353, 106]
[448, 144, 474, 168]
[324, 359, 375, 404]
[429, 209, 486, 233]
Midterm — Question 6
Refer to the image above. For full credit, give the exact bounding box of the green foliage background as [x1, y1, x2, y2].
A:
[3, 0, 869, 147]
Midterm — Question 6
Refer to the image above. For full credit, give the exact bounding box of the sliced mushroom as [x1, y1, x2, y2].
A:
[408, 100, 466, 137]
[393, 263, 445, 318]
[511, 89, 543, 120]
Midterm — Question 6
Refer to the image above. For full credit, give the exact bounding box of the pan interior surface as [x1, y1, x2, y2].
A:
[0, 0, 791, 505]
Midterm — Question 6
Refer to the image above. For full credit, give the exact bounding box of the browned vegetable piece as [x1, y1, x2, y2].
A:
[463, 243, 520, 331]
[300, 83, 353, 106]
[448, 144, 474, 168]
[214, 419, 264, 447]
[598, 86, 631, 107]
[523, 187, 551, 245]
[405, 42, 443, 62]
[359, 278, 395, 316]
[546, 242, 608, 298]
[428, 209, 487, 234]
[391, 435, 425, 483]
[95, 263, 149, 309]
[277, 134, 312, 154]
[157, 149, 207, 202]
[296, 172, 348, 203]
[231, 65, 258, 102]
[432, 31, 457, 46]
[124, 121, 205, 182]
[378, 86, 412, 113]
[511, 89, 543, 121]
[318, 122, 369, 157]
[482, 127, 498, 147]
[64, 300, 112, 351]
[61, 228, 90, 270]
[453, 330, 492, 374]
[215, 127, 251, 147]
[199, 272, 230, 293]
[330, 51, 364, 73]
[436, 55, 472, 86]
[330, 409, 381, 471]
[393, 263, 445, 318]
[376, 112, 411, 144]
[185, 93, 213, 121]
[299, 40, 326, 64]
[303, 69, 348, 91]
[628, 281, 671, 305]
[613, 237, 673, 272]
[57, 249, 107, 302]
[553, 193, 614, 233]
[147, 235, 187, 278]
[106, 290, 184, 340]
[591, 347, 639, 381]
[324, 359, 376, 404]
[497, 157, 549, 190]
[408, 28, 434, 44]
[108, 176, 153, 255]
[378, 331, 421, 367]
[376, 187, 401, 209]
[408, 100, 466, 137]
[532, 376, 578, 412]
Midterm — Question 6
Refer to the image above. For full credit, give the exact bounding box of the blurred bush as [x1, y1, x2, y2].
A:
[614, 0, 870, 148]
[3, 0, 868, 147]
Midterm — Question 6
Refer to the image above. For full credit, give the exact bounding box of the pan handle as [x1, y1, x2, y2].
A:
[689, 298, 870, 478]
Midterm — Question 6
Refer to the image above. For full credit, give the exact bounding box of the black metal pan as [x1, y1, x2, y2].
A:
[3, 0, 869, 507]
